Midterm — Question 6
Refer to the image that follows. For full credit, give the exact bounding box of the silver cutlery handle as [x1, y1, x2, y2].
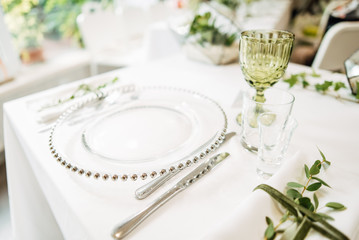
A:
[134, 132, 236, 200]
[135, 169, 180, 200]
[112, 186, 183, 239]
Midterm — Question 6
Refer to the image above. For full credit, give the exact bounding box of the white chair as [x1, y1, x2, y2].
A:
[314, 0, 348, 48]
[290, 1, 348, 66]
[312, 21, 359, 72]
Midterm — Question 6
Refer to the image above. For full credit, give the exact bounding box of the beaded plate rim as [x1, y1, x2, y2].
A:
[48, 85, 228, 182]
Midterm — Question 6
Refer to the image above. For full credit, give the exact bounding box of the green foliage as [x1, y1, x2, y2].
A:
[287, 189, 302, 200]
[265, 217, 276, 240]
[298, 197, 314, 211]
[1, 0, 111, 48]
[292, 216, 312, 240]
[317, 212, 334, 221]
[313, 193, 319, 210]
[326, 202, 346, 210]
[315, 81, 333, 93]
[306, 182, 322, 191]
[302, 80, 309, 88]
[188, 12, 237, 46]
[312, 177, 331, 188]
[255, 149, 348, 239]
[44, 0, 114, 45]
[283, 73, 306, 88]
[287, 182, 305, 188]
[255, 184, 348, 239]
[1, 0, 45, 49]
[282, 71, 357, 103]
[334, 82, 346, 91]
[304, 164, 310, 178]
[309, 160, 321, 175]
[216, 0, 241, 9]
[40, 76, 119, 111]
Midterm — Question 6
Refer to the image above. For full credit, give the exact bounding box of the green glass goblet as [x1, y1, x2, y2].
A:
[240, 29, 294, 103]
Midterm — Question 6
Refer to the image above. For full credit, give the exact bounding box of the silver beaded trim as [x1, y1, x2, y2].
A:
[48, 85, 228, 182]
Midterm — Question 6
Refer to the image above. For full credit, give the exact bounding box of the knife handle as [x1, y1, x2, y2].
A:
[112, 186, 184, 239]
[135, 168, 180, 200]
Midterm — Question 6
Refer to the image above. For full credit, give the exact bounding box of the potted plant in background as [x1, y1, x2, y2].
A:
[2, 1, 45, 64]
[1, 0, 113, 64]
[184, 11, 238, 65]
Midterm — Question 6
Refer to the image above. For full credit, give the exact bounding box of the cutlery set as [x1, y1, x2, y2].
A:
[112, 152, 230, 240]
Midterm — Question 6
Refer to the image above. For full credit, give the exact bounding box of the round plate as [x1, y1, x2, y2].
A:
[49, 86, 227, 181]
[82, 105, 197, 163]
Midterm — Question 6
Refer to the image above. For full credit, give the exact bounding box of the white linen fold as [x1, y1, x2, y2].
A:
[37, 104, 71, 123]
[202, 151, 359, 240]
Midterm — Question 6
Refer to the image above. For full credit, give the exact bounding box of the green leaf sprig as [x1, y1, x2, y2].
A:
[39, 76, 119, 111]
[255, 149, 348, 240]
[282, 70, 359, 103]
[188, 12, 237, 47]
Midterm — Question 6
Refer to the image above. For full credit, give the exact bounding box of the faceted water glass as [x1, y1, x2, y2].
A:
[240, 88, 294, 152]
[256, 112, 298, 179]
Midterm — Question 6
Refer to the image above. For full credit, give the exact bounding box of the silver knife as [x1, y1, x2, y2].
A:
[135, 132, 236, 200]
[112, 152, 230, 240]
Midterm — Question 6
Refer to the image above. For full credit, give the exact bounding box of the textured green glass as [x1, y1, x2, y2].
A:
[240, 30, 294, 102]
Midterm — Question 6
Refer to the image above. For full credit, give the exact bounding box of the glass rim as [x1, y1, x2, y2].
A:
[244, 88, 295, 106]
[240, 29, 294, 41]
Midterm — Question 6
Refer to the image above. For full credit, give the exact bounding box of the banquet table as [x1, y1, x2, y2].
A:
[4, 54, 359, 240]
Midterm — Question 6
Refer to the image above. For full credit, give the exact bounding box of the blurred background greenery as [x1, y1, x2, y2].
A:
[1, 0, 113, 50]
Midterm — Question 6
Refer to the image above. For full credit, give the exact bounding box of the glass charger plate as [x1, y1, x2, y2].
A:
[49, 86, 227, 181]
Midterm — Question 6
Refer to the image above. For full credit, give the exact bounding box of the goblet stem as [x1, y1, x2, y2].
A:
[253, 89, 266, 128]
[255, 89, 266, 103]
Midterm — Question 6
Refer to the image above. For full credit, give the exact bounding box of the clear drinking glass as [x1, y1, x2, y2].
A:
[240, 88, 294, 152]
[240, 29, 294, 103]
[256, 112, 298, 179]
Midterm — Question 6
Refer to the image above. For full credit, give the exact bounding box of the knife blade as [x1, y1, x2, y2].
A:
[112, 152, 230, 239]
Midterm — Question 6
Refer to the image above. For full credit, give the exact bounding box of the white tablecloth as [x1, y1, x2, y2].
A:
[4, 55, 359, 240]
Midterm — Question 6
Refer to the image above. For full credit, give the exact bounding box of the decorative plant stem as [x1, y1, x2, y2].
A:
[187, 12, 237, 47]
[38, 76, 119, 111]
[283, 70, 359, 103]
[256, 149, 348, 240]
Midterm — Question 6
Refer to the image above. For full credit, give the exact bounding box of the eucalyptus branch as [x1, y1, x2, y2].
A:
[301, 158, 325, 195]
[257, 184, 348, 240]
[301, 176, 312, 195]
[258, 149, 348, 240]
[274, 212, 289, 231]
